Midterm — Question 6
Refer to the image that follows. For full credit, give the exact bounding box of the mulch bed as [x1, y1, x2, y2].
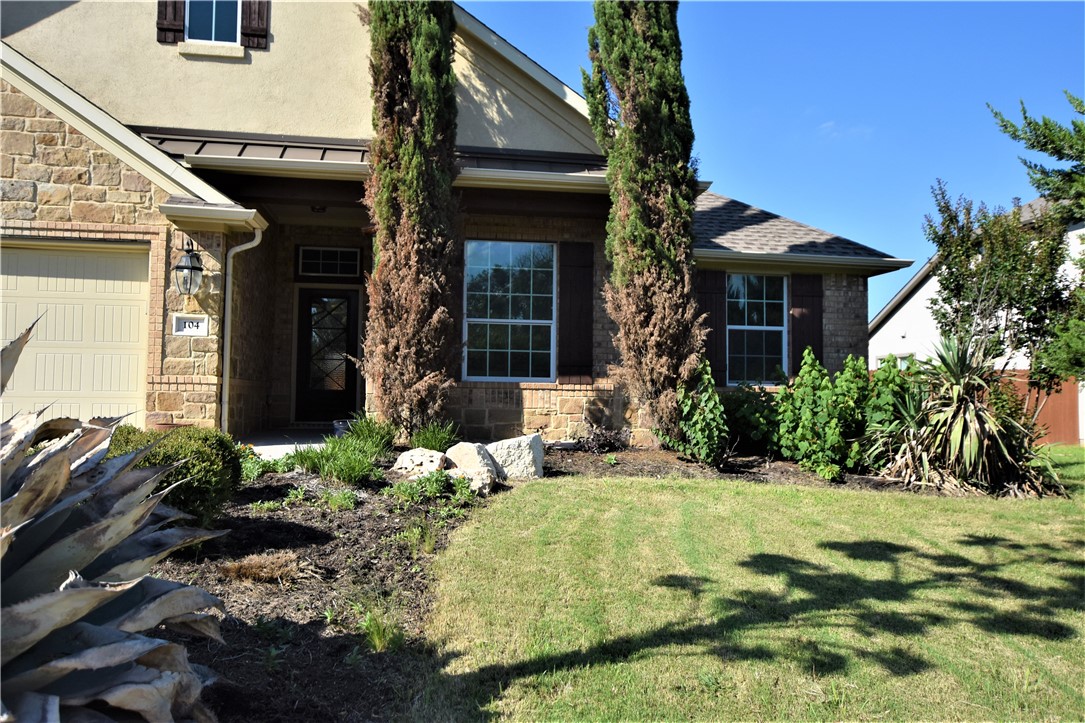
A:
[153, 447, 913, 721]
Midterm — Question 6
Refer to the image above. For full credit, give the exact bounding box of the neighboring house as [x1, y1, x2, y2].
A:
[1, 1, 908, 441]
[869, 210, 1084, 445]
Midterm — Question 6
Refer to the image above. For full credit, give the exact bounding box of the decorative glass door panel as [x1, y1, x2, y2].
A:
[295, 289, 359, 421]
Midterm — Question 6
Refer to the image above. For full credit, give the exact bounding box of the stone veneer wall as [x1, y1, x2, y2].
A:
[1, 82, 225, 429]
[821, 273, 869, 373]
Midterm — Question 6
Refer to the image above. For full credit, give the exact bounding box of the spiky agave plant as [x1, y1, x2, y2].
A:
[1, 323, 227, 722]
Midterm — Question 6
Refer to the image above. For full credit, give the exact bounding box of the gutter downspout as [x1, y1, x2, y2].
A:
[220, 228, 264, 434]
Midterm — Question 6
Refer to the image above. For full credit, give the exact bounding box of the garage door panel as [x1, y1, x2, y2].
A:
[93, 354, 139, 392]
[94, 304, 142, 344]
[35, 303, 84, 342]
[36, 252, 86, 294]
[3, 247, 148, 426]
[35, 352, 81, 391]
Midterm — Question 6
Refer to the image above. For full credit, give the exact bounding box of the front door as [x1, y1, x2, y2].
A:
[295, 289, 360, 422]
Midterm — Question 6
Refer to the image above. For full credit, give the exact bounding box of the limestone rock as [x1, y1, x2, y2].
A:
[445, 442, 503, 495]
[486, 433, 544, 480]
[392, 448, 449, 477]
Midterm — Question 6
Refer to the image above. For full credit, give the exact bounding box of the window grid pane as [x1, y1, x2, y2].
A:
[726, 274, 786, 385]
[464, 241, 555, 379]
[298, 248, 360, 278]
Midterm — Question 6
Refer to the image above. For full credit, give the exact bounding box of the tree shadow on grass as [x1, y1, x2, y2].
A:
[413, 533, 1083, 720]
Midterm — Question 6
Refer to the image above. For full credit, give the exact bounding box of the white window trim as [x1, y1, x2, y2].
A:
[462, 240, 557, 383]
[184, 0, 242, 45]
[725, 274, 789, 386]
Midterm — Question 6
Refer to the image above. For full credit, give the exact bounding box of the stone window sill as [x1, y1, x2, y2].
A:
[178, 42, 246, 59]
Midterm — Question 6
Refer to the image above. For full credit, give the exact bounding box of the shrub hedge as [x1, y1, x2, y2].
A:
[109, 425, 242, 526]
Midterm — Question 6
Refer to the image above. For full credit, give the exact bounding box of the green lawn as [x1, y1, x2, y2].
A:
[415, 451, 1084, 721]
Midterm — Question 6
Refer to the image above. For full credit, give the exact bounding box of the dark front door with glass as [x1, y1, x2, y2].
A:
[295, 289, 360, 422]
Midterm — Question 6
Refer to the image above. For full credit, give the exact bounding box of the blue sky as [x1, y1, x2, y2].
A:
[460, 1, 1085, 320]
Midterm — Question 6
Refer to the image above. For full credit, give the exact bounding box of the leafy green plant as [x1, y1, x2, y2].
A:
[863, 355, 920, 470]
[719, 384, 779, 455]
[250, 499, 284, 513]
[397, 518, 438, 557]
[285, 486, 307, 505]
[0, 324, 224, 720]
[319, 489, 358, 512]
[409, 419, 461, 452]
[661, 359, 730, 468]
[108, 424, 243, 526]
[359, 611, 405, 653]
[605, 453, 618, 466]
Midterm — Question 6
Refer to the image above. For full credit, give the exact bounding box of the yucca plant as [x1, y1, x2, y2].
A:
[1, 323, 226, 721]
[870, 336, 1060, 496]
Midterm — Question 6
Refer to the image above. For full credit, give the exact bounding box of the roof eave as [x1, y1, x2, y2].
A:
[693, 248, 913, 276]
[160, 199, 269, 233]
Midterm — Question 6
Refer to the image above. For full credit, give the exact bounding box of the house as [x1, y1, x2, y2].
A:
[869, 207, 1084, 445]
[1, 1, 908, 442]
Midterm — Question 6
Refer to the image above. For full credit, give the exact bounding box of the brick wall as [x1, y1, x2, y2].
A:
[1, 82, 224, 429]
[822, 273, 868, 373]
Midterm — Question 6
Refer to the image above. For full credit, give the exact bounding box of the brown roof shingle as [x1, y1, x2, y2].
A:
[693, 191, 893, 261]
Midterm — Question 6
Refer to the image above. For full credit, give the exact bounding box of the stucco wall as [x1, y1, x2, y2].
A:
[2, 1, 599, 154]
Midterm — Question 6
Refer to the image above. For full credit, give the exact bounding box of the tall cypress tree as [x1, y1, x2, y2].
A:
[364, 1, 460, 434]
[583, 1, 705, 437]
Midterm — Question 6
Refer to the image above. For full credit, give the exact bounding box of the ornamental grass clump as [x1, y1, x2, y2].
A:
[0, 324, 225, 720]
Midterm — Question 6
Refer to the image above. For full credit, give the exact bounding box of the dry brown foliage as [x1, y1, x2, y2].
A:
[220, 551, 306, 584]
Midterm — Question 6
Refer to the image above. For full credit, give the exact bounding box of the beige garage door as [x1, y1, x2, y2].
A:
[2, 244, 149, 426]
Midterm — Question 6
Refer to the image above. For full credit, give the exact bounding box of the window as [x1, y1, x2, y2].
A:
[297, 247, 361, 280]
[726, 274, 787, 385]
[186, 0, 240, 43]
[464, 241, 555, 381]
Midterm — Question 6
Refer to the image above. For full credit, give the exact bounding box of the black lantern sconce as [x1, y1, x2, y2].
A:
[172, 240, 204, 296]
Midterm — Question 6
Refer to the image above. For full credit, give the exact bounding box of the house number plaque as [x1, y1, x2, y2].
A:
[173, 314, 210, 337]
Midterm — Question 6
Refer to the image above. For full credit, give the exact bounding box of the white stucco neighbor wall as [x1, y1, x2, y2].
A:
[868, 263, 942, 366]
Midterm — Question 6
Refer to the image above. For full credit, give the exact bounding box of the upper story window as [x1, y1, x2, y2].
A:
[157, 0, 269, 49]
[187, 0, 240, 43]
[464, 241, 556, 381]
[727, 274, 787, 385]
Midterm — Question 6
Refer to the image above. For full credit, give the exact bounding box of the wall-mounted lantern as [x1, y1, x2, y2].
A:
[172, 240, 204, 296]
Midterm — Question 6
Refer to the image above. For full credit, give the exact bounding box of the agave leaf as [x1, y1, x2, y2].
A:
[50, 662, 187, 722]
[3, 691, 60, 723]
[69, 445, 156, 495]
[1, 412, 43, 497]
[2, 623, 168, 695]
[1, 573, 142, 665]
[68, 418, 121, 479]
[81, 576, 223, 638]
[83, 526, 228, 583]
[1, 320, 37, 394]
[3, 483, 180, 604]
[0, 438, 73, 529]
[82, 466, 175, 523]
[161, 613, 224, 643]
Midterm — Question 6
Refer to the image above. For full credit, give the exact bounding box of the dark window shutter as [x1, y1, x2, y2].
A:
[557, 243, 594, 381]
[241, 0, 270, 49]
[157, 0, 185, 43]
[789, 273, 823, 374]
[694, 269, 728, 386]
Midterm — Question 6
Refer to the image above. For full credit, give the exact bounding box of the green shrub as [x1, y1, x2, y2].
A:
[776, 349, 870, 481]
[346, 415, 398, 460]
[383, 469, 477, 509]
[863, 355, 919, 470]
[287, 436, 382, 486]
[108, 424, 242, 525]
[719, 384, 778, 455]
[409, 419, 461, 452]
[660, 359, 730, 468]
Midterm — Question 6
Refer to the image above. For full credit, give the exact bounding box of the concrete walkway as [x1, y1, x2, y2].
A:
[236, 427, 329, 459]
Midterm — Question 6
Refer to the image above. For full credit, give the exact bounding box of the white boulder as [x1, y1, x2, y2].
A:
[486, 434, 544, 480]
[445, 442, 503, 495]
[392, 448, 449, 477]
